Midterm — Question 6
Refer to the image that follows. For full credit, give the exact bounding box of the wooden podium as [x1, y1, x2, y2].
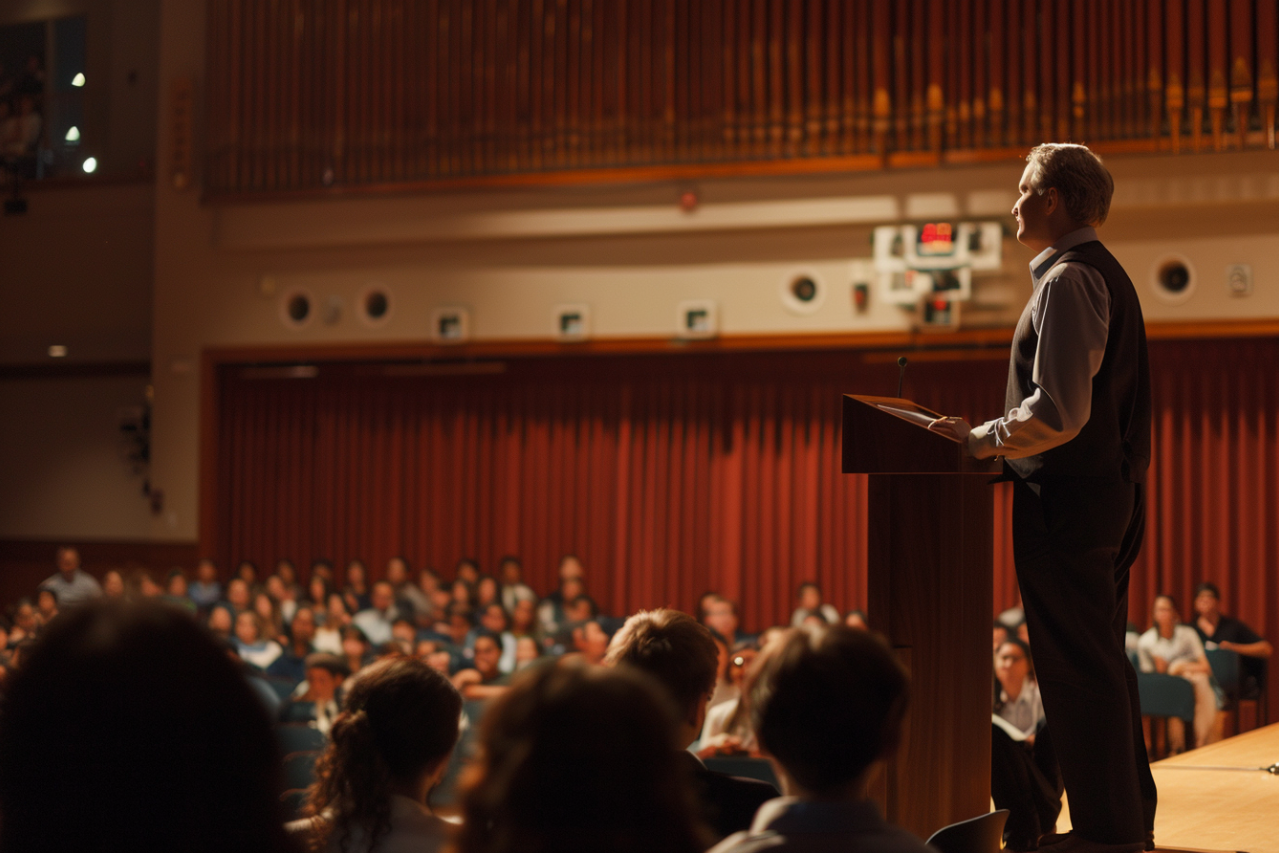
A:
[842, 394, 1002, 841]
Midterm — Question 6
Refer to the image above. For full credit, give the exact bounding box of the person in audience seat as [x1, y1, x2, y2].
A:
[454, 658, 712, 853]
[353, 581, 401, 646]
[498, 556, 538, 613]
[709, 624, 931, 853]
[789, 582, 840, 627]
[235, 610, 284, 671]
[1191, 581, 1271, 700]
[289, 657, 462, 853]
[452, 630, 511, 699]
[226, 577, 252, 613]
[1137, 595, 1220, 750]
[34, 588, 58, 624]
[342, 560, 371, 613]
[605, 608, 777, 840]
[703, 595, 754, 648]
[189, 558, 222, 610]
[268, 604, 318, 686]
[279, 652, 349, 735]
[206, 603, 234, 641]
[102, 568, 127, 599]
[39, 546, 102, 609]
[315, 592, 350, 655]
[0, 600, 295, 852]
[991, 638, 1063, 851]
[341, 625, 373, 676]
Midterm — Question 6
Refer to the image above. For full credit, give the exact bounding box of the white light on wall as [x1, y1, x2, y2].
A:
[65, 126, 80, 143]
[48, 345, 68, 358]
[71, 73, 85, 87]
[82, 157, 97, 173]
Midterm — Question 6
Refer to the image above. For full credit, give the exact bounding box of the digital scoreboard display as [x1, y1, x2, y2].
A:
[915, 222, 956, 256]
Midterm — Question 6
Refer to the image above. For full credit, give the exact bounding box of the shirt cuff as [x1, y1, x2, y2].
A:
[967, 421, 1001, 459]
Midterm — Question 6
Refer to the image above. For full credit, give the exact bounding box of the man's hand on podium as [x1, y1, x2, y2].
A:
[927, 416, 972, 444]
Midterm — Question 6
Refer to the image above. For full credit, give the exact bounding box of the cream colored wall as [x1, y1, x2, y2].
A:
[146, 0, 1279, 543]
[0, 374, 154, 540]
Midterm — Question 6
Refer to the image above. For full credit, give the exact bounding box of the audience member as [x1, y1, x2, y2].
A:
[699, 645, 761, 757]
[235, 611, 284, 670]
[709, 624, 929, 853]
[1191, 581, 1271, 699]
[454, 557, 481, 586]
[1137, 594, 1219, 750]
[34, 588, 58, 624]
[289, 657, 461, 853]
[343, 560, 371, 613]
[102, 568, 127, 599]
[453, 630, 511, 699]
[237, 560, 261, 589]
[310, 559, 336, 585]
[39, 546, 102, 608]
[570, 618, 610, 665]
[387, 556, 431, 621]
[844, 610, 869, 631]
[189, 558, 223, 609]
[498, 556, 537, 613]
[340, 625, 372, 675]
[475, 574, 502, 609]
[129, 569, 164, 598]
[605, 609, 777, 840]
[226, 577, 252, 612]
[454, 659, 711, 853]
[991, 638, 1062, 852]
[278, 652, 349, 735]
[306, 574, 332, 613]
[473, 601, 518, 673]
[390, 616, 418, 654]
[254, 590, 288, 643]
[788, 582, 839, 626]
[993, 620, 1012, 652]
[207, 603, 234, 641]
[315, 593, 349, 654]
[353, 581, 400, 646]
[165, 569, 196, 613]
[509, 596, 543, 646]
[703, 596, 753, 647]
[265, 574, 298, 625]
[704, 631, 739, 718]
[0, 600, 294, 852]
[268, 605, 318, 686]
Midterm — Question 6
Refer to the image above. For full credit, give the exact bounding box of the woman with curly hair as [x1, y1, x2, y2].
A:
[288, 656, 463, 853]
[454, 660, 711, 853]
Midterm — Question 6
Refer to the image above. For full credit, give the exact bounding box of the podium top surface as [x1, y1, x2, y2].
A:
[842, 394, 1003, 476]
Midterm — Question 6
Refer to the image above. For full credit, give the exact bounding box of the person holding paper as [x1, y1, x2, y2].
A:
[928, 144, 1155, 853]
[992, 639, 1063, 852]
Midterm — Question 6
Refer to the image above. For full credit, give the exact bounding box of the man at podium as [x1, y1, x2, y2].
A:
[928, 144, 1156, 853]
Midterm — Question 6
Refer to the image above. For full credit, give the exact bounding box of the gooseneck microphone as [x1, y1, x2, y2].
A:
[896, 356, 908, 398]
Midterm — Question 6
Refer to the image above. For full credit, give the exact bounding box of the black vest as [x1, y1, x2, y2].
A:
[1004, 240, 1151, 483]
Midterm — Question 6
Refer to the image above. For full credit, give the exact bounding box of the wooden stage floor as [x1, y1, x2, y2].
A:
[1055, 722, 1279, 853]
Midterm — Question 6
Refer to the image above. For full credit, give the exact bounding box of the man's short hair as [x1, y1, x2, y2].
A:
[604, 609, 718, 718]
[1026, 143, 1114, 227]
[304, 652, 351, 678]
[1194, 581, 1221, 600]
[748, 624, 909, 797]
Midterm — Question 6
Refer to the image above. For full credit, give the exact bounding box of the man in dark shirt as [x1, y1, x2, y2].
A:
[605, 608, 777, 840]
[266, 605, 317, 687]
[1192, 582, 1271, 699]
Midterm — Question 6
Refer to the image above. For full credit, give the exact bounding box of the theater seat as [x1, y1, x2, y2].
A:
[1137, 672, 1195, 757]
[925, 809, 1008, 853]
[278, 723, 327, 755]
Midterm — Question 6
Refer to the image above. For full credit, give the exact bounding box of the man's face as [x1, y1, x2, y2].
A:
[473, 637, 501, 676]
[1194, 591, 1220, 618]
[57, 548, 79, 575]
[481, 605, 506, 633]
[392, 621, 415, 644]
[235, 613, 259, 644]
[1012, 162, 1054, 251]
[371, 583, 393, 612]
[386, 559, 406, 586]
[307, 667, 340, 702]
[292, 609, 317, 644]
[704, 600, 737, 637]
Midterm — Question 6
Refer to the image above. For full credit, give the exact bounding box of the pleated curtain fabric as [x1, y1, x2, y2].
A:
[214, 339, 1279, 671]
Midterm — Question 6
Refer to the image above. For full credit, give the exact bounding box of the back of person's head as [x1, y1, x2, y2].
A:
[308, 656, 462, 851]
[604, 608, 717, 720]
[1025, 142, 1114, 226]
[748, 624, 909, 798]
[455, 660, 710, 853]
[0, 600, 291, 853]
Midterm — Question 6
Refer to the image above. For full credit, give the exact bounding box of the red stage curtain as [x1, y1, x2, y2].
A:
[214, 337, 1279, 713]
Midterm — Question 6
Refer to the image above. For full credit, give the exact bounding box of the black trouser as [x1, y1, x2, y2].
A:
[1012, 475, 1157, 845]
[991, 724, 1063, 849]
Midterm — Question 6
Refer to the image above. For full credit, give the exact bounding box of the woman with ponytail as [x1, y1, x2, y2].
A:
[288, 657, 463, 853]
